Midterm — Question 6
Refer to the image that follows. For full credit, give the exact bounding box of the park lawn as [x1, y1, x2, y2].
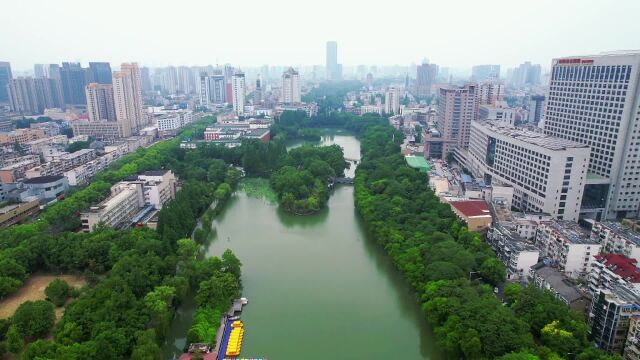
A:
[0, 274, 86, 320]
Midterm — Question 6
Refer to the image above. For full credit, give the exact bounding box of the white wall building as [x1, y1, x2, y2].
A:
[479, 103, 517, 127]
[360, 105, 383, 115]
[588, 253, 640, 295]
[467, 120, 590, 221]
[281, 67, 301, 104]
[535, 220, 601, 278]
[138, 170, 177, 210]
[591, 221, 640, 262]
[80, 182, 144, 232]
[232, 71, 246, 115]
[384, 87, 400, 115]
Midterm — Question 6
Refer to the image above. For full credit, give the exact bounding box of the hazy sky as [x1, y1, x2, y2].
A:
[1, 0, 639, 72]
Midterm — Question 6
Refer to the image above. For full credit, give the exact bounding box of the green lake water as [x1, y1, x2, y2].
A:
[163, 132, 442, 360]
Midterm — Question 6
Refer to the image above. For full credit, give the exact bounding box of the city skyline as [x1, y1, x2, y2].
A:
[1, 0, 639, 71]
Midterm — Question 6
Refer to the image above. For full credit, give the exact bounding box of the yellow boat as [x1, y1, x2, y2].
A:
[225, 320, 245, 357]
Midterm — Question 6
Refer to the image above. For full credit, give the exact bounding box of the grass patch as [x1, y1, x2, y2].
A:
[239, 178, 278, 203]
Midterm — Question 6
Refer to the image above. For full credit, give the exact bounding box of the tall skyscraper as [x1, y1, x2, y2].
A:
[472, 65, 501, 82]
[326, 41, 341, 81]
[140, 67, 152, 92]
[425, 84, 479, 159]
[231, 71, 246, 115]
[415, 62, 438, 97]
[60, 62, 87, 105]
[85, 83, 116, 121]
[112, 63, 144, 134]
[0, 62, 13, 103]
[281, 67, 301, 104]
[88, 62, 113, 84]
[47, 64, 64, 107]
[543, 51, 640, 220]
[528, 95, 545, 126]
[34, 64, 47, 78]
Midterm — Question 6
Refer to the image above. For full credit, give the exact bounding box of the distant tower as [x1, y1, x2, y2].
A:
[254, 75, 263, 104]
[366, 73, 373, 89]
[415, 61, 438, 97]
[0, 62, 13, 103]
[60, 62, 87, 105]
[326, 41, 341, 81]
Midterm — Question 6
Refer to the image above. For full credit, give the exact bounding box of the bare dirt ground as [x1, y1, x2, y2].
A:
[0, 274, 86, 319]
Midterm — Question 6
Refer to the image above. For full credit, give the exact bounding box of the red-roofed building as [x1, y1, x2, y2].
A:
[588, 253, 640, 294]
[449, 200, 492, 231]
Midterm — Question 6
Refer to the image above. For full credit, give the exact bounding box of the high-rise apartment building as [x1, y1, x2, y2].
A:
[535, 220, 601, 278]
[466, 121, 590, 220]
[478, 81, 505, 105]
[7, 77, 61, 114]
[589, 285, 640, 355]
[511, 61, 542, 88]
[199, 72, 226, 107]
[232, 71, 246, 115]
[112, 63, 145, 135]
[177, 66, 194, 94]
[281, 67, 301, 104]
[326, 41, 342, 81]
[60, 62, 87, 105]
[384, 87, 400, 115]
[7, 77, 40, 114]
[472, 64, 501, 82]
[0, 62, 13, 103]
[544, 51, 640, 220]
[85, 83, 116, 122]
[415, 62, 438, 97]
[425, 84, 479, 159]
[88, 62, 112, 84]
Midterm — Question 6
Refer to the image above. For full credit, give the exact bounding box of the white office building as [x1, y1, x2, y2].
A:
[543, 51, 640, 220]
[467, 120, 590, 220]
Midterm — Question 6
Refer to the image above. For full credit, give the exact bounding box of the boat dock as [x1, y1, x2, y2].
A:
[227, 298, 248, 316]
